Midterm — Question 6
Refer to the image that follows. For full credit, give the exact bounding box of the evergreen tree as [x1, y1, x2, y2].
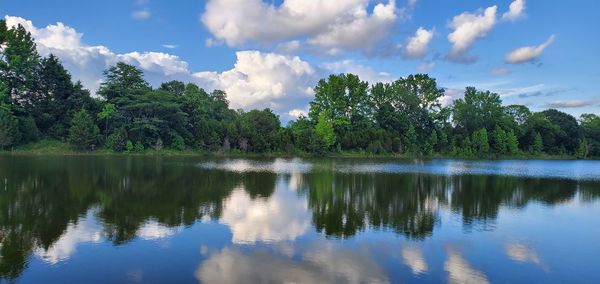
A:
[68, 109, 99, 150]
[0, 107, 21, 149]
[492, 125, 507, 154]
[506, 130, 519, 155]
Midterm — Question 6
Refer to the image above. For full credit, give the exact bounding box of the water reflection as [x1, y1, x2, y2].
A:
[0, 156, 599, 283]
[444, 249, 489, 284]
[196, 242, 389, 284]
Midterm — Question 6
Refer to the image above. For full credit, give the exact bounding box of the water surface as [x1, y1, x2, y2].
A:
[1, 156, 599, 283]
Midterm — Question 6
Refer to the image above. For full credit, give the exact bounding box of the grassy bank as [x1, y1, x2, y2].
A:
[0, 139, 586, 160]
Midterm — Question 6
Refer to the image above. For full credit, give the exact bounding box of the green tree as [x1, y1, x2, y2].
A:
[0, 107, 21, 149]
[491, 125, 507, 155]
[68, 109, 99, 150]
[532, 132, 544, 154]
[506, 130, 519, 155]
[315, 112, 336, 149]
[453, 87, 504, 134]
[404, 124, 417, 154]
[472, 128, 490, 155]
[98, 103, 116, 141]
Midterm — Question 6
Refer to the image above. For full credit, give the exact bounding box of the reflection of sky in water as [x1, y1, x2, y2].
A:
[220, 177, 311, 244]
[198, 159, 600, 180]
[7, 157, 600, 283]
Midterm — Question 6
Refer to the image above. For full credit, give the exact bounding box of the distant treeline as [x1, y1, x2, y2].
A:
[1, 21, 599, 158]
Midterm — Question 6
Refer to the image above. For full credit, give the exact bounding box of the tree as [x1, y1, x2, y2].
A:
[315, 112, 336, 149]
[0, 22, 40, 105]
[98, 103, 116, 140]
[97, 62, 150, 102]
[506, 130, 519, 155]
[68, 109, 99, 150]
[472, 128, 490, 155]
[404, 124, 417, 154]
[532, 132, 543, 154]
[580, 114, 600, 157]
[491, 125, 507, 155]
[453, 87, 504, 134]
[0, 107, 21, 149]
[541, 109, 581, 154]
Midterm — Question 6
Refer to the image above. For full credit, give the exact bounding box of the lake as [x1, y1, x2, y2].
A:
[0, 156, 599, 283]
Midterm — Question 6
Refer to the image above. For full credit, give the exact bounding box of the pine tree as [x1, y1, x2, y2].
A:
[68, 108, 99, 150]
[492, 125, 507, 154]
[506, 130, 519, 155]
[532, 132, 544, 155]
[0, 107, 21, 149]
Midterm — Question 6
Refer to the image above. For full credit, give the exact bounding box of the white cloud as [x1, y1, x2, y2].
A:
[161, 44, 177, 49]
[505, 35, 555, 64]
[201, 0, 400, 53]
[447, 6, 497, 62]
[131, 9, 151, 20]
[404, 27, 434, 59]
[194, 51, 316, 111]
[502, 0, 526, 21]
[288, 108, 308, 118]
[4, 16, 317, 115]
[321, 60, 393, 83]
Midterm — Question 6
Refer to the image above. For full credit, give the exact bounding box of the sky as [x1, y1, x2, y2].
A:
[1, 0, 599, 121]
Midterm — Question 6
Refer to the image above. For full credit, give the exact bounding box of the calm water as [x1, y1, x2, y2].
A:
[0, 156, 599, 283]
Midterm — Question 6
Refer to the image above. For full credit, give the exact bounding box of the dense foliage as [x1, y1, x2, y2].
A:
[1, 21, 598, 158]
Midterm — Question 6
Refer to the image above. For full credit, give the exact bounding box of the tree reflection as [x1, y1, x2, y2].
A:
[0, 156, 598, 281]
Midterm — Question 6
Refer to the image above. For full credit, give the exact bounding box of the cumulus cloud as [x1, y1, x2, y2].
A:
[194, 51, 317, 111]
[505, 35, 555, 64]
[4, 16, 319, 116]
[288, 108, 308, 118]
[447, 6, 497, 62]
[201, 0, 400, 53]
[502, 0, 526, 21]
[404, 27, 434, 59]
[321, 60, 393, 83]
[131, 9, 151, 20]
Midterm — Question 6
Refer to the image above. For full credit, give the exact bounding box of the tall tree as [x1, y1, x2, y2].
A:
[453, 87, 504, 134]
[68, 108, 99, 150]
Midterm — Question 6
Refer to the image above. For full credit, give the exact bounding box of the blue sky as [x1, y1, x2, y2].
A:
[2, 0, 599, 120]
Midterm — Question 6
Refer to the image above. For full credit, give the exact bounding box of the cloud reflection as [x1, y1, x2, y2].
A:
[505, 242, 548, 271]
[444, 249, 489, 284]
[196, 243, 388, 284]
[401, 246, 428, 275]
[34, 210, 104, 264]
[220, 178, 311, 243]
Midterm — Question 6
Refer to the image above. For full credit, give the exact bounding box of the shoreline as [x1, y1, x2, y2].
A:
[0, 141, 589, 161]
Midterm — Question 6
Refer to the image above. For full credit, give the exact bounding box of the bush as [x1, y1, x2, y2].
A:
[171, 134, 185, 151]
[134, 141, 144, 152]
[68, 109, 99, 150]
[107, 128, 128, 152]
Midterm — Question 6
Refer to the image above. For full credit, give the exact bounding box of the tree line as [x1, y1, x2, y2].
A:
[1, 20, 599, 158]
